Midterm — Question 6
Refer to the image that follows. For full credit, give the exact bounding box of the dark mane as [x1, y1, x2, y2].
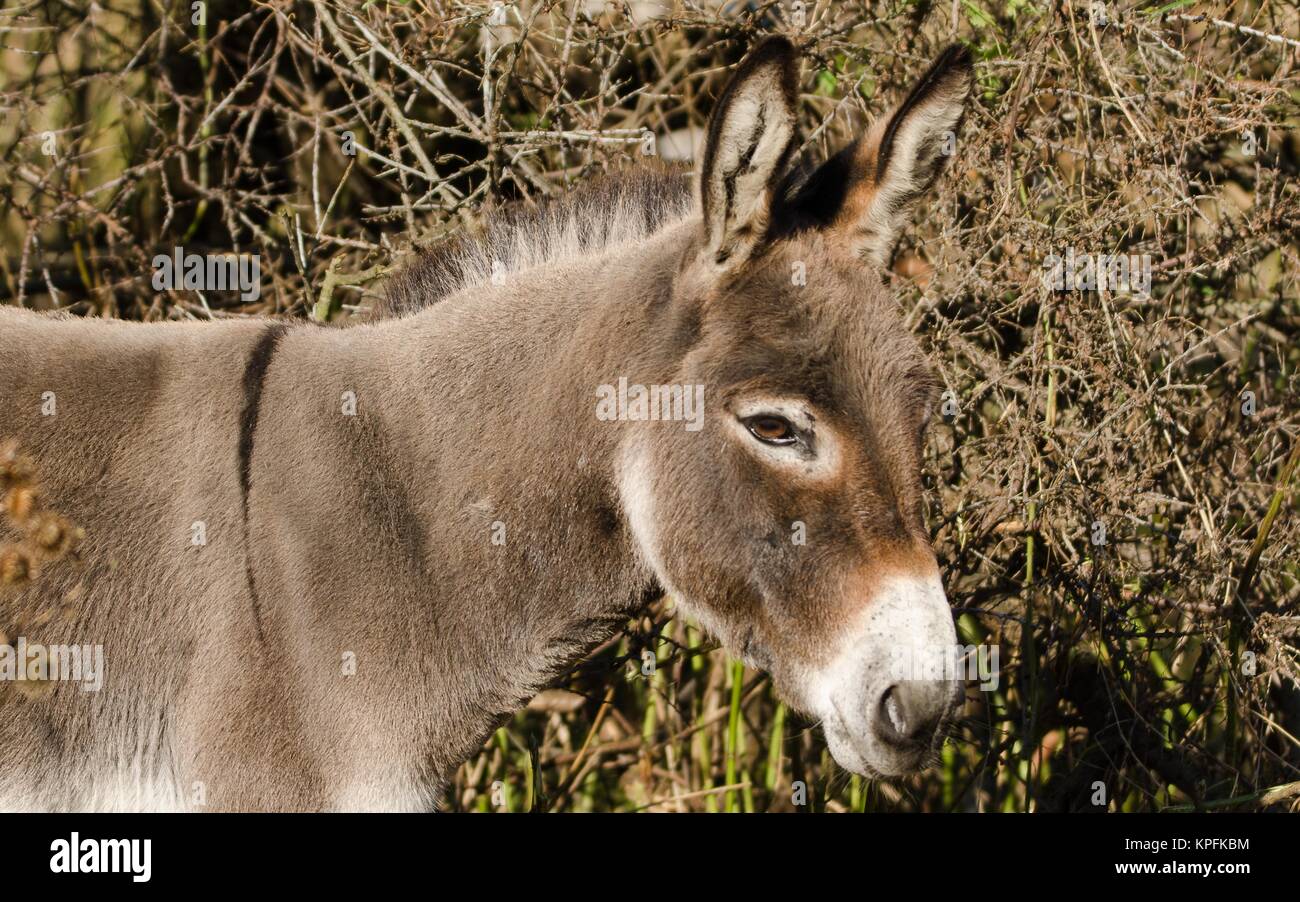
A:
[376, 161, 695, 318]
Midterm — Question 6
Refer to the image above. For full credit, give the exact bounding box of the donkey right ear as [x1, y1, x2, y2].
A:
[697, 37, 800, 271]
[834, 45, 972, 266]
[780, 45, 972, 268]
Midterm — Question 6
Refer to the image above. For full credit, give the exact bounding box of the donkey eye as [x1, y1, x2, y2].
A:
[744, 415, 798, 446]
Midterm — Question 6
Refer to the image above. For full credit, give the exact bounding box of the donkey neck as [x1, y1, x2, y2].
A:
[247, 218, 696, 773]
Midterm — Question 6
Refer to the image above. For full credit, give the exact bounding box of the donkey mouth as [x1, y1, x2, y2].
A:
[825, 693, 956, 778]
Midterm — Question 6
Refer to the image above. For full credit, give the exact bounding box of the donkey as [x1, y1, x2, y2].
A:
[0, 37, 973, 811]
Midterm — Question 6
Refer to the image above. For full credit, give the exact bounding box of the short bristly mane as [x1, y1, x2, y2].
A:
[377, 162, 695, 318]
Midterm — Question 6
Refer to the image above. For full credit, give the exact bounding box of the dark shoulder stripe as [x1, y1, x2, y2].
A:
[238, 323, 288, 498]
[238, 322, 288, 645]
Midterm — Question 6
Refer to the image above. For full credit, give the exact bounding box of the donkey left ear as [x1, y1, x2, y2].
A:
[806, 45, 974, 267]
[698, 36, 801, 270]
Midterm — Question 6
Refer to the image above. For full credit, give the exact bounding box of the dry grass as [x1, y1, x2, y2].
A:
[0, 440, 86, 700]
[2, 0, 1299, 811]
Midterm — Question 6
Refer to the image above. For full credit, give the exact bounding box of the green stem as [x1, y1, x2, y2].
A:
[725, 659, 743, 812]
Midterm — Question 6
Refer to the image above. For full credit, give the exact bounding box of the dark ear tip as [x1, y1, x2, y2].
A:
[937, 43, 975, 76]
[740, 35, 800, 78]
[751, 35, 797, 60]
[730, 35, 800, 98]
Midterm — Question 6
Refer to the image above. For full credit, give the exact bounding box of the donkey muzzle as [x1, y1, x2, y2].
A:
[807, 571, 962, 777]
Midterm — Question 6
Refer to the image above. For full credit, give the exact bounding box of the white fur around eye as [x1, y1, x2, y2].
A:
[728, 397, 842, 480]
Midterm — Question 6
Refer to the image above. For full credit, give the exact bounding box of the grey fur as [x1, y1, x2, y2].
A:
[0, 40, 972, 810]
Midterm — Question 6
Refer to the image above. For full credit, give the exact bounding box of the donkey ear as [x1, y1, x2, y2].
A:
[823, 45, 973, 266]
[698, 36, 800, 269]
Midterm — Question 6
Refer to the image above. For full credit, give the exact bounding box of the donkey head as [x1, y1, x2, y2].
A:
[619, 37, 973, 778]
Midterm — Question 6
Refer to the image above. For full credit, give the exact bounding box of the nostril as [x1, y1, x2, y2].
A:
[874, 682, 945, 748]
[881, 685, 907, 739]
[875, 684, 909, 745]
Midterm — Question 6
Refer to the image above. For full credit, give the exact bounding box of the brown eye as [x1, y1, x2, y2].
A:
[745, 415, 798, 446]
